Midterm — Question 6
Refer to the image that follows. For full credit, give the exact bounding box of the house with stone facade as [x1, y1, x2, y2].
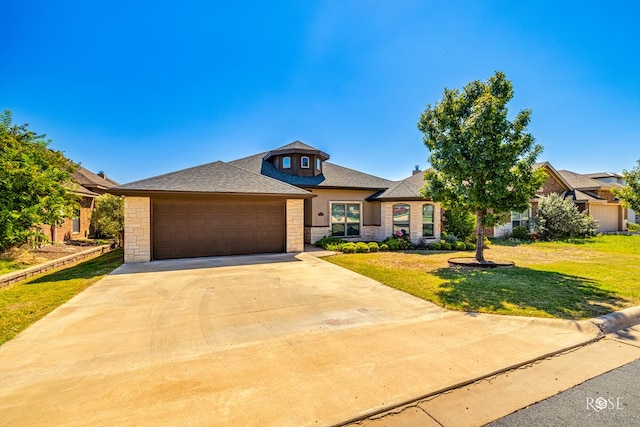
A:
[111, 141, 440, 263]
[490, 162, 629, 237]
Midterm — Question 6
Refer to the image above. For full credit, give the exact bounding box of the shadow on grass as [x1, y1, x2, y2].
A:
[26, 249, 124, 284]
[433, 266, 625, 319]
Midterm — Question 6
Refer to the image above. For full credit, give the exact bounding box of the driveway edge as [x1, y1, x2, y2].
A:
[590, 305, 640, 334]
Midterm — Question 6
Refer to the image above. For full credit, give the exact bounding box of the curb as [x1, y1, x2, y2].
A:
[0, 244, 113, 288]
[590, 306, 640, 334]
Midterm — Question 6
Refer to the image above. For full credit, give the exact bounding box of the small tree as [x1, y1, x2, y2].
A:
[418, 72, 547, 263]
[91, 194, 124, 239]
[612, 159, 640, 213]
[531, 194, 597, 240]
[0, 110, 78, 249]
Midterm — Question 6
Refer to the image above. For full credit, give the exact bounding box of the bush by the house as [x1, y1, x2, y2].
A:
[441, 232, 458, 245]
[455, 241, 467, 251]
[442, 205, 477, 242]
[355, 242, 370, 253]
[383, 232, 414, 251]
[441, 242, 452, 250]
[379, 243, 389, 251]
[367, 242, 380, 252]
[428, 241, 442, 250]
[531, 194, 598, 240]
[315, 235, 346, 249]
[465, 242, 476, 251]
[338, 242, 357, 253]
[628, 222, 640, 232]
[510, 225, 530, 241]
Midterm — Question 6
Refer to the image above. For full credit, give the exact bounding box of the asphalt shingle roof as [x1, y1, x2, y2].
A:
[558, 170, 603, 190]
[370, 172, 427, 200]
[229, 153, 394, 190]
[113, 161, 311, 196]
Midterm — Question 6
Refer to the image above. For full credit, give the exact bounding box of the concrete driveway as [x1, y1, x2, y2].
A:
[0, 252, 600, 426]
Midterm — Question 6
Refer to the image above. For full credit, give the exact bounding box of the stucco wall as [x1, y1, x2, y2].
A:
[305, 188, 382, 227]
[286, 199, 304, 252]
[124, 196, 151, 263]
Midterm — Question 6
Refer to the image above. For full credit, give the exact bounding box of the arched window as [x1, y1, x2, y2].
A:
[301, 156, 310, 168]
[282, 156, 291, 169]
[393, 204, 410, 236]
[422, 204, 435, 237]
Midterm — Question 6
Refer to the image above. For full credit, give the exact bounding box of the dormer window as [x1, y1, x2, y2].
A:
[282, 156, 291, 169]
[301, 156, 310, 168]
[316, 158, 321, 171]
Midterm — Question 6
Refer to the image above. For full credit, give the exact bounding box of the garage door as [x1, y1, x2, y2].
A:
[589, 204, 619, 232]
[153, 198, 285, 260]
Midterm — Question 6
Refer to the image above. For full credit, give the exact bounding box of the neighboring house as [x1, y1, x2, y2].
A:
[42, 167, 118, 242]
[111, 141, 440, 263]
[490, 162, 628, 238]
[584, 171, 638, 224]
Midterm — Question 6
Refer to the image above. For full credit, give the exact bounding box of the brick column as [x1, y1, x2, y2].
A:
[124, 197, 151, 263]
[286, 199, 304, 252]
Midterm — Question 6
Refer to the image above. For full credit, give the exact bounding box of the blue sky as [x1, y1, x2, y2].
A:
[3, 1, 639, 184]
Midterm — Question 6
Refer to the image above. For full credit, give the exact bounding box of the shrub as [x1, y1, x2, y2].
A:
[455, 241, 467, 251]
[355, 242, 370, 253]
[315, 235, 346, 249]
[367, 242, 380, 252]
[429, 241, 442, 250]
[379, 243, 389, 251]
[441, 232, 458, 245]
[382, 234, 414, 251]
[531, 194, 598, 240]
[465, 242, 476, 251]
[510, 226, 530, 241]
[441, 242, 452, 250]
[442, 206, 476, 241]
[338, 242, 356, 253]
[629, 222, 640, 232]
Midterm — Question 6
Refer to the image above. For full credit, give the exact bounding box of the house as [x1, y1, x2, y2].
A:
[42, 167, 118, 242]
[111, 141, 440, 262]
[584, 172, 638, 224]
[490, 162, 628, 238]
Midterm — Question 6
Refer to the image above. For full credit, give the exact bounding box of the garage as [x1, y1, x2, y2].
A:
[153, 198, 286, 260]
[589, 204, 620, 232]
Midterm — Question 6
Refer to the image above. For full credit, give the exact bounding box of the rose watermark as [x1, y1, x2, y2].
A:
[586, 396, 624, 412]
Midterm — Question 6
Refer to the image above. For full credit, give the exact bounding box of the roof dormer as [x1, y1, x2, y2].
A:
[263, 141, 329, 177]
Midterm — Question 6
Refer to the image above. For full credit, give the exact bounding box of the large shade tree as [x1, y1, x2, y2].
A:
[612, 159, 640, 214]
[0, 110, 78, 249]
[418, 72, 547, 263]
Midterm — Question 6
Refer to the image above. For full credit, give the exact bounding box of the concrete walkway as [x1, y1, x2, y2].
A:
[0, 252, 604, 426]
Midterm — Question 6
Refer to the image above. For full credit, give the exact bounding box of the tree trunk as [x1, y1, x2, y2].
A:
[475, 212, 486, 263]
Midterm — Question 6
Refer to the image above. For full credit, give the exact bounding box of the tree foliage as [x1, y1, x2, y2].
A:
[531, 194, 597, 240]
[612, 159, 640, 213]
[91, 194, 124, 239]
[418, 72, 546, 262]
[0, 110, 78, 249]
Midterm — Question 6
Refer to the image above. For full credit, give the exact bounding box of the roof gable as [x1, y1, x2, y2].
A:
[370, 172, 427, 200]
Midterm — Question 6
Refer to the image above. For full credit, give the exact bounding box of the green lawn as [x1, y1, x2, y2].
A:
[325, 235, 640, 320]
[0, 249, 123, 346]
[0, 259, 31, 276]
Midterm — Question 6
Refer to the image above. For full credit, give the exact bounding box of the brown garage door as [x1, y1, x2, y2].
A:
[152, 198, 285, 260]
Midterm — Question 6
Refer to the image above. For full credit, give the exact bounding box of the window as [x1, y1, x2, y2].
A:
[301, 156, 310, 168]
[72, 210, 80, 233]
[316, 158, 321, 170]
[422, 204, 435, 237]
[511, 208, 530, 228]
[282, 156, 291, 169]
[393, 204, 410, 236]
[331, 203, 360, 237]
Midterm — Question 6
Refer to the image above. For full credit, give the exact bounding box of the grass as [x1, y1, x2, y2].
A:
[0, 249, 123, 346]
[325, 235, 640, 320]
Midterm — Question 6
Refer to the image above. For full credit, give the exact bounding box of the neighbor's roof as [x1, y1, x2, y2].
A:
[230, 152, 393, 190]
[368, 171, 427, 200]
[73, 166, 118, 190]
[558, 170, 604, 191]
[110, 161, 312, 197]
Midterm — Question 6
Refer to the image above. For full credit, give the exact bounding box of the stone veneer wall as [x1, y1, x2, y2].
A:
[286, 199, 305, 252]
[124, 196, 151, 263]
[381, 201, 441, 244]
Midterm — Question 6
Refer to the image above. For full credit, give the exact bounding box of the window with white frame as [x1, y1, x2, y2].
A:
[422, 204, 435, 237]
[331, 203, 360, 237]
[511, 208, 530, 228]
[316, 158, 321, 171]
[393, 204, 410, 236]
[282, 156, 291, 168]
[301, 156, 310, 168]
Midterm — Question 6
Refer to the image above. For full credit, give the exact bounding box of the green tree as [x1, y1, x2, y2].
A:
[612, 159, 640, 213]
[0, 110, 78, 249]
[91, 194, 124, 239]
[418, 72, 546, 263]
